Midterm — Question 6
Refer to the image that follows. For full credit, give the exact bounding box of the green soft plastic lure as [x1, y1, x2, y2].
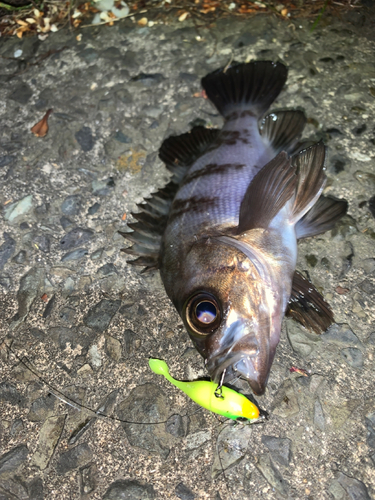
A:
[149, 358, 260, 421]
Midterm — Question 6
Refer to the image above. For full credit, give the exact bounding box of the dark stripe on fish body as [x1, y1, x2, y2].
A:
[168, 195, 219, 224]
[216, 130, 251, 146]
[226, 109, 257, 121]
[181, 163, 246, 187]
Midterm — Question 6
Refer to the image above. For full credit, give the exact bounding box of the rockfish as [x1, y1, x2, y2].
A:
[122, 61, 347, 395]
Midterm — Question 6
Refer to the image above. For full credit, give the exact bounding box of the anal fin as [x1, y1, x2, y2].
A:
[286, 271, 334, 334]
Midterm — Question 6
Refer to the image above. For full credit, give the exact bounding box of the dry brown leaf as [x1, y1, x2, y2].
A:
[31, 109, 53, 138]
[178, 11, 189, 21]
[336, 286, 350, 295]
[193, 90, 207, 98]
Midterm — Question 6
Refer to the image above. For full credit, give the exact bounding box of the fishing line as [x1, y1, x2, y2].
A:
[1, 335, 218, 427]
[2, 334, 259, 499]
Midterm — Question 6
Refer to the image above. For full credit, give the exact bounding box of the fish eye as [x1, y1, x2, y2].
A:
[185, 293, 221, 335]
[196, 301, 217, 324]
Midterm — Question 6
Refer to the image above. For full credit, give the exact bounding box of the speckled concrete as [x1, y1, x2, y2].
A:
[0, 8, 375, 500]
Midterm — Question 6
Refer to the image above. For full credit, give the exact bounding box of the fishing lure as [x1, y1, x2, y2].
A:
[149, 358, 260, 422]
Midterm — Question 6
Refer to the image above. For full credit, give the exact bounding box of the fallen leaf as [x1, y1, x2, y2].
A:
[41, 293, 48, 302]
[31, 109, 53, 138]
[193, 90, 207, 98]
[289, 366, 309, 376]
[178, 11, 188, 21]
[336, 286, 349, 295]
[121, 213, 127, 221]
[72, 9, 82, 18]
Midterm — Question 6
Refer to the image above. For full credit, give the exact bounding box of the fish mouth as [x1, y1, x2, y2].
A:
[207, 350, 269, 396]
[204, 314, 275, 396]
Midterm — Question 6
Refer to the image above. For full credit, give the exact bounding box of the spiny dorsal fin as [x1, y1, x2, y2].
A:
[260, 110, 307, 154]
[295, 195, 348, 239]
[120, 180, 179, 272]
[122, 126, 219, 272]
[237, 151, 297, 233]
[201, 60, 288, 118]
[286, 270, 334, 334]
[159, 126, 219, 183]
[290, 141, 326, 224]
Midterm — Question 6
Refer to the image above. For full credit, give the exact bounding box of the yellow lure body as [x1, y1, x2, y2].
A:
[149, 358, 259, 421]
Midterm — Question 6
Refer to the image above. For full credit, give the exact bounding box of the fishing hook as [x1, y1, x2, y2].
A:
[214, 369, 226, 399]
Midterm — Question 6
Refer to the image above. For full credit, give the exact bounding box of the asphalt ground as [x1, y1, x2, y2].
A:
[0, 6, 375, 500]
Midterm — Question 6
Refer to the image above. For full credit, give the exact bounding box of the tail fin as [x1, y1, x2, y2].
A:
[201, 60, 288, 119]
[149, 358, 169, 376]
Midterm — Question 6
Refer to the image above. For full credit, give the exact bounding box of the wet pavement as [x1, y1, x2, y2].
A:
[0, 7, 375, 500]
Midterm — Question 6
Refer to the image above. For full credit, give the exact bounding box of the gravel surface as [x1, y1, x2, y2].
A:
[0, 8, 375, 500]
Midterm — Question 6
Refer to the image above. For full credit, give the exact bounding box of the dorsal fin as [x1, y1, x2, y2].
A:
[122, 126, 219, 272]
[159, 126, 219, 183]
[260, 110, 307, 154]
[201, 60, 288, 118]
[120, 181, 179, 272]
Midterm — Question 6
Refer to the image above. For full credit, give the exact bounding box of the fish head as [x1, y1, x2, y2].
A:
[173, 233, 290, 395]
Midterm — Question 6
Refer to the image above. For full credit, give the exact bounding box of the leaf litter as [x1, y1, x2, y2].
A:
[0, 0, 363, 38]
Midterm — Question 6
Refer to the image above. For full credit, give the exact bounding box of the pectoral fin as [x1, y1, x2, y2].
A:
[237, 151, 296, 233]
[286, 270, 334, 334]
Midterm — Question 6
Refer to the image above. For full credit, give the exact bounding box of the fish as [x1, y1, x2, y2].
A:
[121, 60, 347, 396]
[148, 358, 260, 422]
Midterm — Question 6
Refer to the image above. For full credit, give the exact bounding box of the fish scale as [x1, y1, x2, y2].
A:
[168, 118, 274, 238]
[122, 60, 348, 395]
